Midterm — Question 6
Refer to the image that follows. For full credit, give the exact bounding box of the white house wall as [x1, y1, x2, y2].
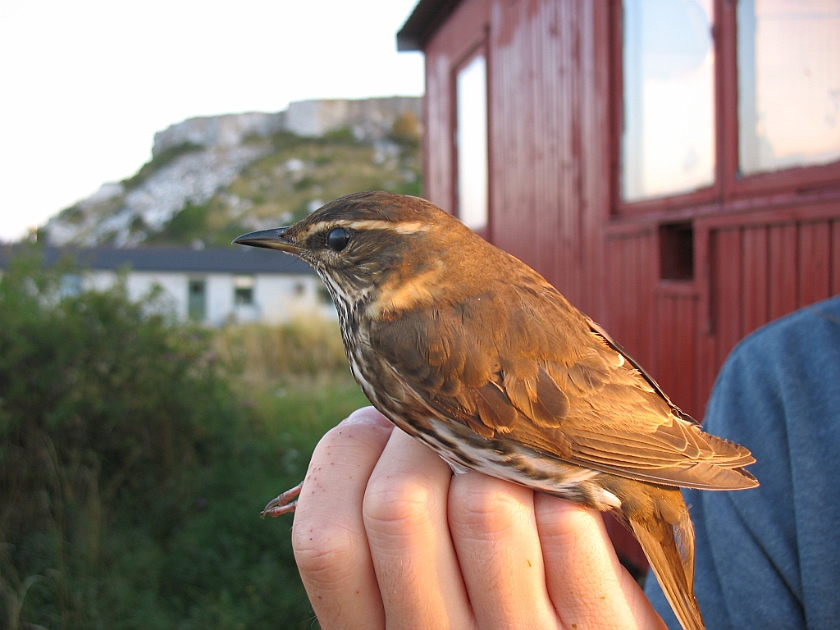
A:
[77, 269, 335, 325]
[206, 274, 231, 325]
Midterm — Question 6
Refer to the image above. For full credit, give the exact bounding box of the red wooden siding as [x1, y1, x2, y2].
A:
[657, 292, 701, 416]
[768, 223, 799, 321]
[602, 229, 658, 372]
[707, 215, 840, 357]
[419, 0, 840, 421]
[424, 0, 610, 317]
[602, 213, 840, 420]
[412, 0, 840, 573]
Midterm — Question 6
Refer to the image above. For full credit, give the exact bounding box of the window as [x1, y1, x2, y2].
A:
[659, 222, 695, 280]
[616, 0, 840, 212]
[59, 273, 82, 298]
[621, 0, 716, 201]
[188, 279, 206, 321]
[233, 275, 255, 306]
[455, 50, 489, 233]
[737, 0, 840, 175]
[317, 285, 333, 306]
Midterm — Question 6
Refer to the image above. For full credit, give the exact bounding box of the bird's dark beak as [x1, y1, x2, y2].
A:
[232, 227, 301, 253]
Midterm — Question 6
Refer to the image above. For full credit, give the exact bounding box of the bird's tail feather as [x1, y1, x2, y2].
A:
[629, 511, 705, 630]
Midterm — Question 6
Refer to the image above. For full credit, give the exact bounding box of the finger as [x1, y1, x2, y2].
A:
[535, 494, 665, 629]
[292, 407, 393, 630]
[448, 472, 561, 630]
[363, 428, 474, 629]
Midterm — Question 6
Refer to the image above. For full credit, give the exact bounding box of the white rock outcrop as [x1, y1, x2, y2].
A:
[45, 96, 421, 247]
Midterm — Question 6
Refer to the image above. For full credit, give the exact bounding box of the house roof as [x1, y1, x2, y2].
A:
[0, 245, 316, 275]
[396, 0, 461, 51]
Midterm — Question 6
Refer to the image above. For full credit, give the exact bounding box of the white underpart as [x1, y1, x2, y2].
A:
[418, 416, 623, 511]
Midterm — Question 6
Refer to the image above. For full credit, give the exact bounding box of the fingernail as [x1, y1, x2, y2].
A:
[342, 406, 392, 427]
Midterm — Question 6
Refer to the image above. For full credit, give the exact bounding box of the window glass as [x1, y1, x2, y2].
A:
[317, 285, 333, 306]
[188, 279, 206, 321]
[738, 0, 840, 174]
[59, 273, 82, 298]
[233, 275, 255, 306]
[234, 287, 253, 305]
[621, 0, 716, 201]
[456, 53, 489, 231]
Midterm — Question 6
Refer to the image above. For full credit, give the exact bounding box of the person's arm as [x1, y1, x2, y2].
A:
[291, 406, 666, 630]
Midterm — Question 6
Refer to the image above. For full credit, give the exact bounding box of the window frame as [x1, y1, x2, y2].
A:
[719, 0, 840, 199]
[450, 35, 491, 239]
[610, 0, 840, 218]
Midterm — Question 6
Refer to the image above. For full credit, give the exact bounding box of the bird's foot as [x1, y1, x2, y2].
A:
[260, 482, 303, 518]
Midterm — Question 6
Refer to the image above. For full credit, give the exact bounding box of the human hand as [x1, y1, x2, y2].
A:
[291, 407, 666, 629]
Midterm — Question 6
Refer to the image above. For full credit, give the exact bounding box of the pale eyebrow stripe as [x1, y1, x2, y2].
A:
[297, 219, 429, 240]
[344, 220, 429, 234]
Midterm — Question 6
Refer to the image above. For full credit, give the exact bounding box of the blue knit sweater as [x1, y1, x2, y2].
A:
[645, 295, 840, 629]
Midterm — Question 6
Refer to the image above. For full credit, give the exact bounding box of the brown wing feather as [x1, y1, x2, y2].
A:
[370, 272, 757, 491]
[587, 317, 700, 425]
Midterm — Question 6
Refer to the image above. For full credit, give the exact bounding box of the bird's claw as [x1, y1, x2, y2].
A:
[260, 482, 303, 518]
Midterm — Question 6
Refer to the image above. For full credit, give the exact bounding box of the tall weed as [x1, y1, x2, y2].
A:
[214, 319, 348, 386]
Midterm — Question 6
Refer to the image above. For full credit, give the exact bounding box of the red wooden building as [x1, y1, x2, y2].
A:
[398, 0, 840, 570]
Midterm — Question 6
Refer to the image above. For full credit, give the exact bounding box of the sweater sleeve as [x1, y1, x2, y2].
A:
[644, 296, 840, 629]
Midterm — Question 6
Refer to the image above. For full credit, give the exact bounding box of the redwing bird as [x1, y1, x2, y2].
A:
[234, 191, 757, 630]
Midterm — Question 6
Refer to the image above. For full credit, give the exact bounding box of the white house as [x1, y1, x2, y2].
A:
[0, 246, 336, 326]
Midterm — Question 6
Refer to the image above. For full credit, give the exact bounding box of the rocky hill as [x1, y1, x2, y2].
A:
[45, 97, 422, 247]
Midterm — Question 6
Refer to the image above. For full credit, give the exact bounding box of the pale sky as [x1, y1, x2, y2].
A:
[0, 0, 424, 242]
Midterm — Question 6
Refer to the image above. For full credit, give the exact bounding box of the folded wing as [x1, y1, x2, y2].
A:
[370, 278, 757, 491]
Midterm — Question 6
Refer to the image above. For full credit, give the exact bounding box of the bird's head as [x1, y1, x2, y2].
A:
[233, 191, 492, 317]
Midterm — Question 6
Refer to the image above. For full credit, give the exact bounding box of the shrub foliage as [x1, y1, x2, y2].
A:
[0, 251, 366, 629]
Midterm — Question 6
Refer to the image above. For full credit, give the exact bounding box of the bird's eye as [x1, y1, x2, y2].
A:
[326, 227, 351, 252]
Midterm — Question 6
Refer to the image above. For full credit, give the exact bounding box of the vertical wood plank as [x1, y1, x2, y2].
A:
[642, 230, 659, 374]
[588, 0, 612, 321]
[617, 235, 632, 354]
[768, 223, 798, 320]
[557, 0, 575, 298]
[713, 228, 742, 368]
[675, 296, 697, 417]
[541, 0, 561, 292]
[741, 225, 769, 335]
[656, 293, 676, 399]
[798, 221, 831, 307]
[635, 232, 650, 368]
[606, 236, 629, 339]
[693, 224, 717, 419]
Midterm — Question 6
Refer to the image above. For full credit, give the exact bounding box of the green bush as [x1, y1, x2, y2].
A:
[0, 251, 367, 629]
